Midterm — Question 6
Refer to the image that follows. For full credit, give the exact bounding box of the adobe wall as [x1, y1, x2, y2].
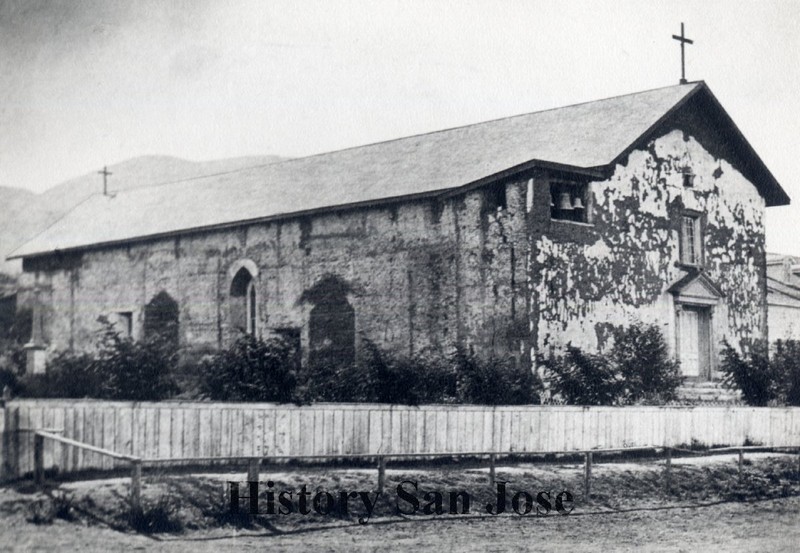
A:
[23, 179, 532, 364]
[530, 129, 768, 368]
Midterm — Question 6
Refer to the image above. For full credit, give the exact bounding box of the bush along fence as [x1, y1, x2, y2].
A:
[2, 399, 800, 481]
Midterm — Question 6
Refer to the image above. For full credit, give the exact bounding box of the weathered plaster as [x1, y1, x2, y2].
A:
[20, 129, 768, 375]
[26, 180, 531, 366]
[533, 130, 766, 361]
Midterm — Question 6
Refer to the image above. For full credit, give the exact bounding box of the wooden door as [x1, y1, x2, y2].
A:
[679, 309, 700, 377]
[678, 306, 711, 379]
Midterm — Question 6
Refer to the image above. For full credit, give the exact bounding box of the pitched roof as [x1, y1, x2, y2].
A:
[8, 81, 787, 259]
[768, 276, 800, 302]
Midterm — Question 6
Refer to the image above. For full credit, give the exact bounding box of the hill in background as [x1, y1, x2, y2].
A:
[0, 155, 285, 276]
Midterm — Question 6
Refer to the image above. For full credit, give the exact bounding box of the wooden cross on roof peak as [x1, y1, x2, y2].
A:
[98, 165, 112, 195]
[672, 22, 694, 85]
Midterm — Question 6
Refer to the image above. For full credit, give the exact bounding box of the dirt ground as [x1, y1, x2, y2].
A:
[2, 452, 799, 552]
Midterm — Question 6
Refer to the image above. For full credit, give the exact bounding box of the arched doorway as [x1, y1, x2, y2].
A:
[305, 275, 356, 367]
[143, 291, 179, 349]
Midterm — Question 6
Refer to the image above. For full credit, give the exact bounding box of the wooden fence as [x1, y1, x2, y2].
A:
[2, 399, 799, 480]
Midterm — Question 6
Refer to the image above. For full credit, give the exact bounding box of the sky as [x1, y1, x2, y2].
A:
[1, 0, 799, 254]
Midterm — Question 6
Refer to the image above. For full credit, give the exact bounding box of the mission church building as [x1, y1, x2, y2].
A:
[9, 82, 790, 382]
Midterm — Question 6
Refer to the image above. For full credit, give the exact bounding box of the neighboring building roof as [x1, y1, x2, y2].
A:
[767, 276, 800, 302]
[766, 252, 800, 270]
[9, 81, 789, 259]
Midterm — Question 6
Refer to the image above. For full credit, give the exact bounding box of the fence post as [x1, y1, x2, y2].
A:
[130, 459, 142, 511]
[584, 452, 592, 500]
[664, 447, 672, 493]
[377, 456, 386, 493]
[34, 433, 44, 487]
[738, 449, 744, 480]
[489, 454, 496, 485]
[247, 458, 259, 483]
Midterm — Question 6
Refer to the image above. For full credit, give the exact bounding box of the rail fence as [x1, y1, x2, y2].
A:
[3, 400, 800, 482]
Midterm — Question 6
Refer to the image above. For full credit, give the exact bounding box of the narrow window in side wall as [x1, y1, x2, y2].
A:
[114, 311, 133, 338]
[680, 214, 703, 266]
[247, 281, 257, 336]
[230, 266, 258, 337]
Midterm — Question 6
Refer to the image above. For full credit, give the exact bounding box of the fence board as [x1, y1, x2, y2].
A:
[2, 400, 799, 480]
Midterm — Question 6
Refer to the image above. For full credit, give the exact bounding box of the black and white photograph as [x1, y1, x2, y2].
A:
[1, 0, 799, 550]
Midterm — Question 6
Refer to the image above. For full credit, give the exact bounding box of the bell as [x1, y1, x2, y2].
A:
[557, 192, 574, 210]
[572, 196, 584, 209]
[550, 194, 555, 208]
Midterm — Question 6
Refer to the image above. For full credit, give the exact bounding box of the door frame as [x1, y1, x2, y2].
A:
[675, 303, 714, 381]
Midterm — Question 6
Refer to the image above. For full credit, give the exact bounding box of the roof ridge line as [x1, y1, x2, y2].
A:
[84, 81, 705, 199]
[269, 81, 704, 166]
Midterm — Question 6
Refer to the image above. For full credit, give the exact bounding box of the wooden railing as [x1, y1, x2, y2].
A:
[34, 430, 143, 509]
[29, 431, 800, 510]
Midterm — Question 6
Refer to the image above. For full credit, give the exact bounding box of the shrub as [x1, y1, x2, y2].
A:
[0, 306, 31, 393]
[19, 350, 100, 398]
[720, 339, 775, 406]
[353, 340, 461, 405]
[25, 492, 75, 525]
[0, 367, 20, 396]
[360, 339, 425, 404]
[92, 318, 179, 401]
[171, 343, 217, 399]
[453, 347, 540, 405]
[541, 345, 623, 405]
[298, 350, 371, 403]
[721, 338, 800, 407]
[612, 323, 681, 403]
[198, 333, 298, 402]
[6, 307, 32, 343]
[129, 496, 183, 534]
[772, 339, 800, 406]
[541, 323, 681, 406]
[299, 341, 537, 405]
[299, 341, 455, 404]
[18, 318, 178, 401]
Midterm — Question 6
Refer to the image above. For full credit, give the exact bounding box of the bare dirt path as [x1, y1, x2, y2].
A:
[2, 452, 799, 552]
[4, 495, 799, 552]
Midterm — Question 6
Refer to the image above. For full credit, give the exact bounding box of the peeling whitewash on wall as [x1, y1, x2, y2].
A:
[534, 130, 766, 357]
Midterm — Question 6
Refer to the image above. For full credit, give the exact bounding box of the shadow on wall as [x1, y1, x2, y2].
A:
[300, 274, 356, 367]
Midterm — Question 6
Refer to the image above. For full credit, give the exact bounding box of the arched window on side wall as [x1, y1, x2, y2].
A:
[231, 266, 258, 336]
[143, 291, 179, 349]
